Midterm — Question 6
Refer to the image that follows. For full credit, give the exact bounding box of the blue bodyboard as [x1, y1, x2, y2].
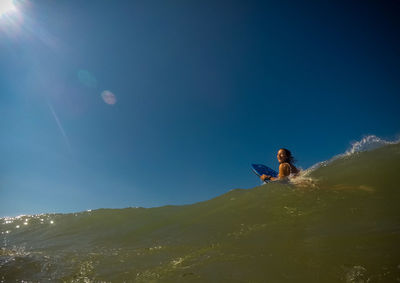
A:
[251, 164, 278, 179]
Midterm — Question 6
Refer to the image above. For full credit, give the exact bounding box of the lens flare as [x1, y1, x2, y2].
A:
[101, 90, 117, 105]
[0, 0, 16, 17]
[0, 0, 23, 38]
[77, 70, 97, 88]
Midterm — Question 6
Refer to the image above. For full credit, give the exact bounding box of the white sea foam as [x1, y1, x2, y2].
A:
[345, 135, 398, 155]
[296, 135, 399, 178]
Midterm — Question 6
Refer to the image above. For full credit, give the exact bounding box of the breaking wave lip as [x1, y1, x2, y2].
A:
[292, 135, 400, 181]
[345, 135, 399, 155]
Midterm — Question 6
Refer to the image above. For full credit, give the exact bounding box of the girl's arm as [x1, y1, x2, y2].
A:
[260, 163, 291, 181]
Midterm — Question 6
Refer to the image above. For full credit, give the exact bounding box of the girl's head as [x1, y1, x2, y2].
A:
[277, 148, 295, 164]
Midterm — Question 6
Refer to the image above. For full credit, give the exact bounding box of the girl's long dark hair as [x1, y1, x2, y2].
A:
[280, 148, 296, 165]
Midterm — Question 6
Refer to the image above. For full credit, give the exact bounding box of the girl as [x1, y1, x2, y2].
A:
[260, 148, 299, 181]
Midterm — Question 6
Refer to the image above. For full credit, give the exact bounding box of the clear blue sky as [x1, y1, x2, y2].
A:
[1, 0, 399, 216]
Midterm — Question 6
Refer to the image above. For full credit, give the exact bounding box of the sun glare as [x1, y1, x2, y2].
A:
[0, 0, 16, 17]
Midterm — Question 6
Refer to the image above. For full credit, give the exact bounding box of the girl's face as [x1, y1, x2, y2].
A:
[277, 149, 288, 163]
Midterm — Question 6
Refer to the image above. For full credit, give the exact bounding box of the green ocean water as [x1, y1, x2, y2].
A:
[1, 143, 400, 282]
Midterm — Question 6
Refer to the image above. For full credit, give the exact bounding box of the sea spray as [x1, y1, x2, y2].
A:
[345, 135, 399, 155]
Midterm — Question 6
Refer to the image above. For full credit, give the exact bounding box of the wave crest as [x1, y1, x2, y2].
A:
[345, 135, 399, 155]
[297, 135, 399, 179]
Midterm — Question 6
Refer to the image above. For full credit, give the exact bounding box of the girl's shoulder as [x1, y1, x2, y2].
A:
[280, 162, 291, 168]
[280, 162, 299, 174]
[279, 163, 291, 176]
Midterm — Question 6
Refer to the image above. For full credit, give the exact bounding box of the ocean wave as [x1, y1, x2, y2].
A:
[1, 139, 400, 281]
[345, 135, 399, 155]
[299, 135, 400, 178]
